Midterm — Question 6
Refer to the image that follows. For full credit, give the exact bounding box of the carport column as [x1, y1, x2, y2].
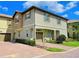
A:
[10, 33, 13, 42]
[33, 27, 36, 43]
[35, 28, 36, 42]
[54, 30, 56, 40]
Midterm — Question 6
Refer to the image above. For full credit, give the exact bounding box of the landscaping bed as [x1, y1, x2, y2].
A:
[46, 48, 64, 52]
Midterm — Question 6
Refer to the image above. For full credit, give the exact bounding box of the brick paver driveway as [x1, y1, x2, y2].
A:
[0, 42, 51, 58]
[41, 47, 79, 58]
[0, 42, 78, 58]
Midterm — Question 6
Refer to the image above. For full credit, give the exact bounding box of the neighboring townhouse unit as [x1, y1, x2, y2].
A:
[0, 14, 13, 41]
[13, 6, 68, 43]
[67, 20, 79, 40]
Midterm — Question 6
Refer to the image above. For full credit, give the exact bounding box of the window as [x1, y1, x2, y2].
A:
[26, 33, 28, 37]
[18, 31, 20, 37]
[57, 18, 61, 24]
[8, 24, 11, 27]
[8, 19, 11, 21]
[15, 14, 19, 23]
[25, 12, 31, 20]
[26, 30, 29, 37]
[44, 13, 49, 21]
[15, 19, 19, 23]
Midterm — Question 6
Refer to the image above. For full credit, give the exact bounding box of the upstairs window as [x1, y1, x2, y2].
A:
[57, 18, 61, 24]
[25, 12, 31, 20]
[18, 31, 20, 37]
[44, 13, 50, 22]
[8, 19, 11, 21]
[15, 14, 19, 23]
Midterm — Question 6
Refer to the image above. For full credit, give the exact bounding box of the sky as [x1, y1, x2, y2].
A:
[0, 1, 79, 20]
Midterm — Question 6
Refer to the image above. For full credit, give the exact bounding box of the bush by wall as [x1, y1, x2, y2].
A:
[15, 38, 36, 46]
[24, 39, 36, 46]
[56, 34, 66, 44]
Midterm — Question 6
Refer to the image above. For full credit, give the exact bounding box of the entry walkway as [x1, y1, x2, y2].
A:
[36, 42, 73, 51]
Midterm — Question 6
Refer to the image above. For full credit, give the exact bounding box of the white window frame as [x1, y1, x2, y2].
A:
[25, 12, 31, 20]
[57, 18, 61, 24]
[44, 13, 50, 22]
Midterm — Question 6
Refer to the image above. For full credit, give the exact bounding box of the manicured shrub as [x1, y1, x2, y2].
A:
[15, 39, 25, 43]
[29, 39, 36, 46]
[24, 39, 36, 46]
[46, 39, 55, 43]
[15, 39, 36, 46]
[24, 39, 30, 45]
[56, 34, 66, 44]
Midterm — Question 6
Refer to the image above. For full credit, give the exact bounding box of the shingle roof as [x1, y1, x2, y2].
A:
[13, 6, 69, 21]
[0, 14, 12, 18]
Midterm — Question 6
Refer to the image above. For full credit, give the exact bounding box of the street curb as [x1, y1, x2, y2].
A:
[32, 47, 79, 58]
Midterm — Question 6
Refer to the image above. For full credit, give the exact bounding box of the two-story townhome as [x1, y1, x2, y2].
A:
[13, 6, 68, 43]
[0, 14, 13, 41]
[67, 20, 79, 40]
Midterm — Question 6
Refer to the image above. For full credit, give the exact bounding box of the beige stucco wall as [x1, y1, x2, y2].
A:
[13, 12, 23, 32]
[0, 17, 12, 33]
[35, 10, 67, 37]
[0, 16, 13, 41]
[14, 9, 36, 39]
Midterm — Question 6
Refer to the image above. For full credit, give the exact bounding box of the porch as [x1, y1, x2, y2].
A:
[35, 29, 60, 45]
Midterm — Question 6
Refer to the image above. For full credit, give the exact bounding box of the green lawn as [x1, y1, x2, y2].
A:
[63, 41, 79, 47]
[46, 48, 64, 52]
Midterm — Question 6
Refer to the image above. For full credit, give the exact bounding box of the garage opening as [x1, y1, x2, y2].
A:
[0, 33, 11, 41]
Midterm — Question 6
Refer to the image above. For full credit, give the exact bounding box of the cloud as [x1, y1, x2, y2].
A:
[23, 1, 40, 8]
[23, 1, 65, 13]
[2, 7, 8, 11]
[0, 5, 8, 11]
[62, 14, 68, 18]
[74, 11, 79, 15]
[66, 1, 78, 10]
[23, 1, 78, 13]
[50, 2, 65, 13]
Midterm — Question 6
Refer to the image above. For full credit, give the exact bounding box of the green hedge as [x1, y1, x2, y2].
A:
[15, 39, 36, 46]
[24, 39, 36, 46]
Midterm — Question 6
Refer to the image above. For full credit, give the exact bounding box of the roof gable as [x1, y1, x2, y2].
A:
[13, 11, 22, 19]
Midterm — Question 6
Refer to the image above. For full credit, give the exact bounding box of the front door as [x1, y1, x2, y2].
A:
[36, 32, 44, 47]
[56, 30, 60, 38]
[36, 32, 43, 42]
